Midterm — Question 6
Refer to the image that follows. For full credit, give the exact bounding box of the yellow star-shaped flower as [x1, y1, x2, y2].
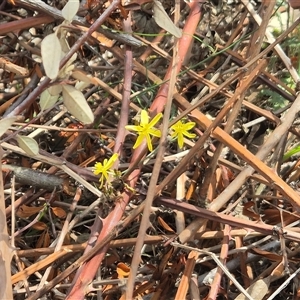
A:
[94, 153, 119, 188]
[125, 110, 162, 152]
[170, 120, 196, 149]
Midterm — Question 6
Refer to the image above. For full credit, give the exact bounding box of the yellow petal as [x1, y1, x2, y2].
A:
[140, 110, 149, 126]
[148, 112, 163, 127]
[171, 120, 182, 131]
[146, 134, 153, 152]
[94, 162, 103, 175]
[102, 170, 109, 180]
[183, 132, 196, 139]
[104, 153, 118, 169]
[177, 133, 184, 149]
[182, 122, 195, 130]
[148, 128, 161, 137]
[133, 134, 145, 149]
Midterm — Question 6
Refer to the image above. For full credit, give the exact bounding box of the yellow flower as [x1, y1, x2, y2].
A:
[94, 153, 118, 188]
[170, 120, 196, 149]
[125, 110, 162, 152]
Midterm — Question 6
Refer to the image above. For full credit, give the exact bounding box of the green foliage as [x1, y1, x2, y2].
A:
[260, 88, 289, 110]
[260, 1, 300, 110]
[283, 144, 300, 161]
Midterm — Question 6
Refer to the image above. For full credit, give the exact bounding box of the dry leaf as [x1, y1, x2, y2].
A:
[32, 221, 48, 231]
[51, 207, 67, 219]
[36, 230, 50, 248]
[158, 216, 175, 233]
[43, 230, 50, 247]
[41, 33, 62, 80]
[17, 205, 43, 218]
[62, 84, 94, 124]
[234, 276, 270, 300]
[152, 0, 182, 38]
[117, 262, 130, 278]
[17, 135, 39, 156]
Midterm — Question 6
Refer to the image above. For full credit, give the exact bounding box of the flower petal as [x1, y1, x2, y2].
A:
[177, 133, 184, 149]
[146, 134, 153, 152]
[104, 153, 119, 169]
[94, 162, 103, 175]
[148, 112, 163, 127]
[102, 170, 109, 181]
[171, 121, 181, 128]
[125, 125, 142, 132]
[182, 132, 196, 139]
[170, 131, 178, 138]
[182, 122, 195, 130]
[140, 110, 149, 126]
[148, 128, 161, 137]
[94, 153, 118, 188]
[133, 134, 145, 149]
[171, 121, 182, 130]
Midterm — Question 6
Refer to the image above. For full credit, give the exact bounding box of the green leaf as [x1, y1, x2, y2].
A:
[283, 144, 300, 161]
[62, 0, 80, 22]
[62, 84, 94, 124]
[40, 88, 60, 111]
[41, 33, 62, 80]
[17, 135, 39, 156]
[0, 116, 18, 138]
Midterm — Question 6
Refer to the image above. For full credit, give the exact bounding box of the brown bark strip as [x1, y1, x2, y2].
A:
[155, 197, 300, 242]
[0, 147, 13, 300]
[0, 15, 54, 35]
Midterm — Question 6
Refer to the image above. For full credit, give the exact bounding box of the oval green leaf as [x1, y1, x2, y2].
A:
[17, 135, 39, 156]
[41, 33, 62, 80]
[62, 0, 80, 22]
[62, 84, 94, 124]
[40, 88, 60, 111]
[0, 116, 18, 138]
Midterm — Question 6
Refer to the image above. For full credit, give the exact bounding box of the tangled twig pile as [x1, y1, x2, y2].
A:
[1, 0, 300, 299]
